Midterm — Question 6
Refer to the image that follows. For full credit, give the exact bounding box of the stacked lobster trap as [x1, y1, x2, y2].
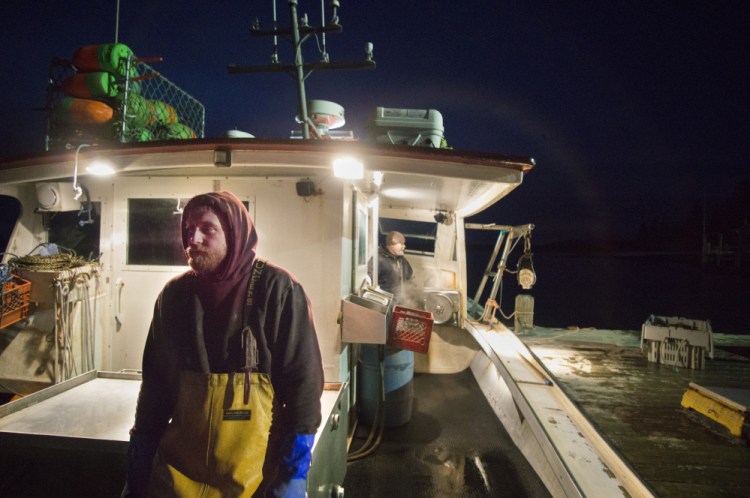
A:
[46, 43, 205, 150]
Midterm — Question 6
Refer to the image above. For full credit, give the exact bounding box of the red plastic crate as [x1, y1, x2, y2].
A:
[388, 305, 434, 353]
[1, 275, 31, 330]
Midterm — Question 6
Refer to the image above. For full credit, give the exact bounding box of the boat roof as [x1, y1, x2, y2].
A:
[0, 139, 535, 217]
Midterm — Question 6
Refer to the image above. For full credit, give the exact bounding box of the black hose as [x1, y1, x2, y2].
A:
[347, 345, 386, 461]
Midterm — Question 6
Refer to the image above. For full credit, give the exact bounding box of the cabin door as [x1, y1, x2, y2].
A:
[109, 178, 212, 371]
[109, 178, 257, 372]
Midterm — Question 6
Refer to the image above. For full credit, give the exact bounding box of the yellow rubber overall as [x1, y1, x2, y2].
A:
[148, 370, 274, 497]
[149, 258, 273, 497]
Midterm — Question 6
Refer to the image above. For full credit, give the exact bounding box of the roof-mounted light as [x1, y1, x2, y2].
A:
[333, 157, 364, 179]
[86, 160, 116, 176]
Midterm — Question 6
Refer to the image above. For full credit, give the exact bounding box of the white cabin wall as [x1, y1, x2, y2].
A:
[248, 177, 348, 382]
[0, 183, 105, 391]
[83, 177, 116, 371]
[339, 186, 355, 381]
[2, 174, 353, 385]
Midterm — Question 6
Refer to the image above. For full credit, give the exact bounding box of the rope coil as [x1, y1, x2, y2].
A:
[10, 253, 85, 272]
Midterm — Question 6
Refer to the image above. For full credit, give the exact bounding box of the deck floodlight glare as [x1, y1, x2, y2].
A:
[86, 159, 116, 176]
[517, 252, 536, 290]
[333, 157, 364, 179]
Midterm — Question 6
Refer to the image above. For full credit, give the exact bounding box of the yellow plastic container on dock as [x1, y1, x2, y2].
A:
[681, 382, 748, 437]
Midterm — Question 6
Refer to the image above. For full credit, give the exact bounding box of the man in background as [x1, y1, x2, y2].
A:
[368, 230, 414, 305]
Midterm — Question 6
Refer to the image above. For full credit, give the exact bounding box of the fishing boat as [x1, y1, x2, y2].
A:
[2, 3, 746, 497]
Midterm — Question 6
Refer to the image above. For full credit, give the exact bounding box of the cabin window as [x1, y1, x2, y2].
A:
[126, 198, 251, 266]
[46, 203, 102, 261]
[0, 195, 21, 256]
[127, 198, 185, 266]
[379, 218, 436, 256]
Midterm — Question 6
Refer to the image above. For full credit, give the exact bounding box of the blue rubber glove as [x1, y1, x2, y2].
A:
[267, 477, 308, 498]
[266, 433, 314, 498]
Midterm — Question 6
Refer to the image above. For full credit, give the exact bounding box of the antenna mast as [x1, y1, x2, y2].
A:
[228, 0, 375, 139]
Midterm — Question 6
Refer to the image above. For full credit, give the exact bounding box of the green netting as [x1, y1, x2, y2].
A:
[46, 50, 205, 150]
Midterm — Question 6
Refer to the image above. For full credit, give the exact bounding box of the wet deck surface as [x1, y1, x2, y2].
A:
[344, 369, 551, 497]
[521, 327, 750, 498]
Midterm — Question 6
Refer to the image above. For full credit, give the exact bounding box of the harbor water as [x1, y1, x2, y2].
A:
[467, 250, 749, 335]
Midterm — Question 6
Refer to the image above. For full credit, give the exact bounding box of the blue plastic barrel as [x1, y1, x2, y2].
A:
[359, 344, 414, 427]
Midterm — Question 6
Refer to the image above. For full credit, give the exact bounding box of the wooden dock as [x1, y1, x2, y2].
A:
[521, 327, 750, 498]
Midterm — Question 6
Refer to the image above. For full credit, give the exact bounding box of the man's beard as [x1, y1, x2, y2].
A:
[186, 248, 225, 275]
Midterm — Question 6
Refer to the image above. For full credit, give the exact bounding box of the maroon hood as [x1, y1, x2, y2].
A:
[181, 191, 258, 308]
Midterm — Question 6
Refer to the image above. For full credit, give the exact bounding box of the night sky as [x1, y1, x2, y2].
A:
[1, 1, 747, 244]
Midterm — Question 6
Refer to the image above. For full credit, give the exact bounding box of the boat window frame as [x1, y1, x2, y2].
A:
[124, 197, 253, 270]
[378, 217, 437, 256]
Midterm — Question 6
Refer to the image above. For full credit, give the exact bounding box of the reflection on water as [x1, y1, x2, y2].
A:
[468, 251, 749, 334]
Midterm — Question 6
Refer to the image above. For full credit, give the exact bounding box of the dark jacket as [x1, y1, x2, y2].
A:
[133, 262, 324, 439]
[367, 245, 414, 304]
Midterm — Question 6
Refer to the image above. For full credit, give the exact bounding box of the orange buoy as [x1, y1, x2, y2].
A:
[56, 97, 114, 125]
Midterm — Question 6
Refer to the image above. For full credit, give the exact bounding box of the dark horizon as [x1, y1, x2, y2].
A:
[1, 1, 748, 246]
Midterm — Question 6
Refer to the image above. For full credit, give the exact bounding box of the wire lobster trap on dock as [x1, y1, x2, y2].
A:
[641, 315, 714, 369]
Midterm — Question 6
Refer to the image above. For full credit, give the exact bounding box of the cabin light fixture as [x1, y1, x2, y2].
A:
[72, 144, 91, 200]
[214, 147, 232, 167]
[434, 211, 454, 225]
[333, 157, 364, 179]
[372, 171, 384, 187]
[86, 159, 116, 176]
[71, 143, 117, 201]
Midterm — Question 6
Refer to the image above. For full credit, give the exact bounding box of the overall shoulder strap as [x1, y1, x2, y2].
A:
[242, 258, 267, 372]
[241, 258, 267, 404]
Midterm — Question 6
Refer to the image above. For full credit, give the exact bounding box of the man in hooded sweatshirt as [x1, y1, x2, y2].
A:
[122, 191, 324, 498]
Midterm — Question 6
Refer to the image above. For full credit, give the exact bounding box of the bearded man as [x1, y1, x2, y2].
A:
[122, 191, 323, 498]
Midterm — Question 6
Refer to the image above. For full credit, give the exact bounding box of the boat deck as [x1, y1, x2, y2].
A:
[520, 327, 750, 498]
[344, 369, 551, 497]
